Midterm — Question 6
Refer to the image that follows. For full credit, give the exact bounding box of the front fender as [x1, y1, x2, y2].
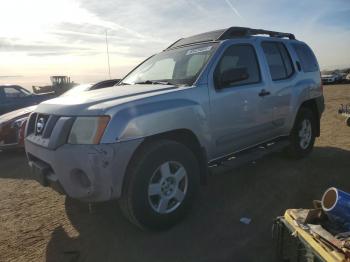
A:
[102, 99, 210, 147]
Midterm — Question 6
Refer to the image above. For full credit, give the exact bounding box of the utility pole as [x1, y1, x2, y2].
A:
[105, 29, 111, 79]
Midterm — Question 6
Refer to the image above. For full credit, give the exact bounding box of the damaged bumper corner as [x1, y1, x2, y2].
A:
[25, 138, 143, 202]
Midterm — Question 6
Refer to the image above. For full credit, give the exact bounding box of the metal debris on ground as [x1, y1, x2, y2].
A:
[240, 217, 252, 225]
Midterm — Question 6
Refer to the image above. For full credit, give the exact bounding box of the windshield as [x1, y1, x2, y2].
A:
[120, 43, 218, 86]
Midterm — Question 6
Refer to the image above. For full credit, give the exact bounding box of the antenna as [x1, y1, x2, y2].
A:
[105, 29, 111, 79]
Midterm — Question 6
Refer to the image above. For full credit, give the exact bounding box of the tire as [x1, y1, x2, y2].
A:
[346, 117, 350, 127]
[287, 107, 316, 159]
[119, 139, 200, 230]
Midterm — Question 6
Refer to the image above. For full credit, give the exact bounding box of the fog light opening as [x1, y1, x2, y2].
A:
[71, 169, 91, 188]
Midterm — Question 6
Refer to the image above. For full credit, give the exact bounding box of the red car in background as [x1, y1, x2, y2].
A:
[0, 106, 35, 150]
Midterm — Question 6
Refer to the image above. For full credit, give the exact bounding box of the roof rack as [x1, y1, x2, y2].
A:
[219, 27, 295, 40]
[166, 27, 295, 50]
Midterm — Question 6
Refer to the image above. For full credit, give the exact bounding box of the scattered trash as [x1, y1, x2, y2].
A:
[240, 217, 252, 225]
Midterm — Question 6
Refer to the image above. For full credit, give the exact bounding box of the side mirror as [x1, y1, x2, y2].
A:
[218, 68, 249, 88]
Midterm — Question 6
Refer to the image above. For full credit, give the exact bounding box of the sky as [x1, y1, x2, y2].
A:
[0, 0, 349, 89]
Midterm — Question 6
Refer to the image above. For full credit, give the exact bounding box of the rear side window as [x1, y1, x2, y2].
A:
[4, 87, 26, 98]
[214, 44, 261, 87]
[292, 43, 319, 72]
[262, 42, 294, 81]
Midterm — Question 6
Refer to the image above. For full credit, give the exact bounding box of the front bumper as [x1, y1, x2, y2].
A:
[321, 78, 335, 84]
[25, 138, 143, 202]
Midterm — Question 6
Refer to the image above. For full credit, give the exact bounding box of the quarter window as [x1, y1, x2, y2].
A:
[262, 42, 294, 81]
[214, 44, 261, 87]
[292, 43, 319, 72]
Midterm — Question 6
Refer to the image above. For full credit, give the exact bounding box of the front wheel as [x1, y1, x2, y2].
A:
[119, 140, 200, 230]
[287, 107, 316, 159]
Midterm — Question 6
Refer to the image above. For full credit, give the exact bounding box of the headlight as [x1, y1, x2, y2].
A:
[11, 117, 28, 129]
[68, 116, 110, 144]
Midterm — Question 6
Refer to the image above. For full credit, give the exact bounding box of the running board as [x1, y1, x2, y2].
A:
[208, 138, 290, 170]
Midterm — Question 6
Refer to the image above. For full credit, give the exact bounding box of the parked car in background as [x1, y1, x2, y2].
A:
[0, 85, 54, 116]
[321, 74, 337, 84]
[346, 74, 350, 82]
[25, 27, 324, 230]
[0, 80, 120, 151]
[0, 106, 35, 150]
[339, 72, 347, 82]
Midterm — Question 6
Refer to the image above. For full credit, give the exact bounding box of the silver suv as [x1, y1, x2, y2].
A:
[25, 27, 324, 230]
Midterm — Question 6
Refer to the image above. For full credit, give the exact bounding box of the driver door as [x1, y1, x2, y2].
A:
[208, 43, 275, 159]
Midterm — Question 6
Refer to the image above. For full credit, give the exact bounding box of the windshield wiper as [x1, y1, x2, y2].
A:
[134, 80, 175, 85]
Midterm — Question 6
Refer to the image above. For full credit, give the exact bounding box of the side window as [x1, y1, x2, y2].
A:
[279, 44, 294, 77]
[292, 43, 319, 72]
[262, 42, 294, 81]
[3, 87, 25, 98]
[214, 44, 260, 88]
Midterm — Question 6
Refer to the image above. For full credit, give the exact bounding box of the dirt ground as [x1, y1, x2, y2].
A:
[1, 84, 350, 262]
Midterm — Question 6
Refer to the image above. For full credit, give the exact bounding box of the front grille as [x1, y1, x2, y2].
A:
[35, 114, 50, 136]
[26, 114, 74, 149]
[27, 113, 58, 139]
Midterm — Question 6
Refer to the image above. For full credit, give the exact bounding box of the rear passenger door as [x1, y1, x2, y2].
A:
[208, 43, 275, 158]
[260, 41, 295, 134]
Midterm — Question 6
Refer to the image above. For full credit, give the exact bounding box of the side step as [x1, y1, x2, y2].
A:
[209, 138, 290, 170]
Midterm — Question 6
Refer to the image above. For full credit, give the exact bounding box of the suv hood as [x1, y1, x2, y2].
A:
[35, 84, 180, 115]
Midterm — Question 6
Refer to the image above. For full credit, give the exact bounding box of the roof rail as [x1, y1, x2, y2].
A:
[219, 27, 295, 40]
[164, 38, 184, 50]
[165, 27, 295, 50]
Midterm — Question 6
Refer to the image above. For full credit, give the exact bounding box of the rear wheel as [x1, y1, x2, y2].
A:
[119, 140, 200, 230]
[287, 107, 316, 159]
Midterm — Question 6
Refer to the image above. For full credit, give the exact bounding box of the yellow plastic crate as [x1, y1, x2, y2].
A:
[274, 209, 349, 262]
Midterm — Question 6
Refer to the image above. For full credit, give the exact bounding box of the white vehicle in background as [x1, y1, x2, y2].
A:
[346, 73, 350, 82]
[321, 74, 337, 84]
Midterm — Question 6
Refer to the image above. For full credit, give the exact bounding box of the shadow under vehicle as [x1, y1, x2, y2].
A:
[42, 146, 350, 262]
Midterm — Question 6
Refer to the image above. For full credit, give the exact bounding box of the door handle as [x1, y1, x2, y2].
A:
[258, 89, 271, 97]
